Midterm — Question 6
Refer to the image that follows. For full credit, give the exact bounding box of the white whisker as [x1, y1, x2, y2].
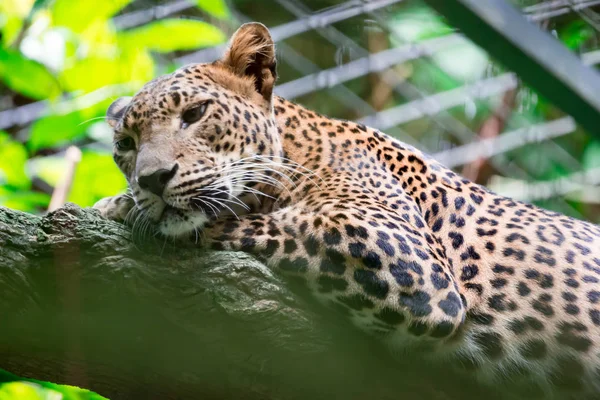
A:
[77, 116, 109, 126]
[239, 185, 276, 200]
[195, 197, 220, 218]
[197, 195, 240, 220]
[198, 187, 251, 211]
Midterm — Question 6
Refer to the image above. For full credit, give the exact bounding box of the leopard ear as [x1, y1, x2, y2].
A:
[106, 97, 132, 128]
[219, 22, 277, 101]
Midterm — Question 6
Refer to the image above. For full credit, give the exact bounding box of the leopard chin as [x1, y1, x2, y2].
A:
[156, 206, 210, 238]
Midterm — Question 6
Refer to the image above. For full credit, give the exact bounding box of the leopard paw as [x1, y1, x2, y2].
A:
[93, 194, 135, 222]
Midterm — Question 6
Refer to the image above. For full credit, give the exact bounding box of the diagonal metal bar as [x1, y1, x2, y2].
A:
[175, 0, 403, 65]
[523, 0, 598, 12]
[434, 117, 576, 168]
[525, 0, 600, 21]
[276, 0, 480, 144]
[287, 0, 541, 183]
[364, 4, 584, 217]
[275, 0, 559, 193]
[489, 166, 600, 202]
[276, 43, 378, 115]
[359, 74, 519, 130]
[113, 0, 193, 30]
[230, 7, 380, 120]
[4, 1, 600, 133]
[563, 0, 600, 33]
[424, 0, 600, 137]
[275, 34, 464, 98]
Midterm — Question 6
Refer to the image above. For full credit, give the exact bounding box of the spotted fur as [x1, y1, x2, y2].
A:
[94, 23, 600, 399]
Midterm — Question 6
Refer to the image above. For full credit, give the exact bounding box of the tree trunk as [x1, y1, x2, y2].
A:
[0, 204, 493, 400]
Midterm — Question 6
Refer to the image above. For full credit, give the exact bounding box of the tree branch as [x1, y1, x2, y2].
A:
[0, 204, 493, 400]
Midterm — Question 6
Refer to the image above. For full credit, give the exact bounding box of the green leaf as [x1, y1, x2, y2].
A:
[0, 369, 107, 400]
[0, 187, 50, 212]
[0, 381, 51, 400]
[195, 0, 230, 20]
[0, 0, 34, 45]
[26, 150, 127, 209]
[583, 141, 600, 171]
[58, 20, 154, 94]
[68, 150, 127, 207]
[0, 0, 34, 17]
[60, 48, 154, 93]
[0, 15, 24, 46]
[118, 19, 226, 53]
[61, 57, 120, 93]
[0, 132, 30, 189]
[560, 20, 594, 50]
[28, 112, 89, 152]
[31, 0, 52, 14]
[389, 5, 453, 43]
[27, 155, 65, 187]
[0, 48, 60, 100]
[28, 86, 132, 151]
[51, 0, 131, 33]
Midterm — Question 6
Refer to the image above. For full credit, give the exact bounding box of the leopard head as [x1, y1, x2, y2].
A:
[106, 22, 282, 237]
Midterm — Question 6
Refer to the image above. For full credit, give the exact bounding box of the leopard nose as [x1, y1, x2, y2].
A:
[137, 164, 178, 196]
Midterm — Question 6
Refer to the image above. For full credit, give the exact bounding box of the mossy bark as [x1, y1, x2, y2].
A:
[0, 204, 491, 400]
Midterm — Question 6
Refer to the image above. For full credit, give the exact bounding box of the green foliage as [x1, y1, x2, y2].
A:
[118, 19, 226, 53]
[51, 0, 132, 33]
[389, 5, 453, 42]
[389, 5, 489, 84]
[0, 132, 29, 189]
[0, 132, 50, 212]
[560, 20, 594, 51]
[60, 51, 154, 93]
[69, 150, 128, 207]
[0, 48, 61, 100]
[196, 0, 231, 20]
[0, 188, 50, 212]
[0, 368, 107, 400]
[0, 0, 34, 46]
[28, 89, 128, 152]
[29, 112, 91, 152]
[583, 140, 600, 171]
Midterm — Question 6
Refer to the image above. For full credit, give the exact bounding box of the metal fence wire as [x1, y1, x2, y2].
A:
[2, 0, 600, 222]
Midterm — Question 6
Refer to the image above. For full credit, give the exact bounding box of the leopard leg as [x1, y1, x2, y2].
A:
[203, 200, 466, 348]
[93, 193, 136, 222]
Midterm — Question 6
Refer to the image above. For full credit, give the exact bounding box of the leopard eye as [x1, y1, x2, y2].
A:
[115, 137, 135, 151]
[181, 102, 208, 128]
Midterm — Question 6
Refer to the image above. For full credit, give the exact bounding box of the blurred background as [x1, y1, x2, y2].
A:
[1, 0, 599, 224]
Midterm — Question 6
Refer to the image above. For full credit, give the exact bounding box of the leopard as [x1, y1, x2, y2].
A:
[94, 22, 600, 399]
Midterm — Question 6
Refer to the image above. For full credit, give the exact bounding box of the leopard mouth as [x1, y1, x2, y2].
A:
[155, 204, 211, 237]
[152, 187, 233, 237]
[160, 203, 218, 221]
[158, 192, 227, 221]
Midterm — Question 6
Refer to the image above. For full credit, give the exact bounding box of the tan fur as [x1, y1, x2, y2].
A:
[96, 23, 600, 400]
[204, 64, 265, 103]
[221, 23, 275, 75]
[217, 22, 277, 100]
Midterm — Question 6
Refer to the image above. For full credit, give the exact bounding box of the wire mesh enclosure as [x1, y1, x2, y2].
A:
[1, 0, 599, 223]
